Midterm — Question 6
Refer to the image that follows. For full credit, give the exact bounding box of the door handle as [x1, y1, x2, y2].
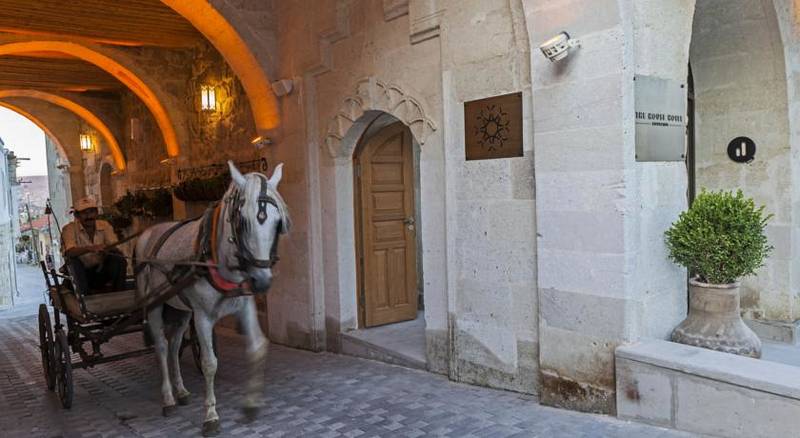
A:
[403, 217, 415, 230]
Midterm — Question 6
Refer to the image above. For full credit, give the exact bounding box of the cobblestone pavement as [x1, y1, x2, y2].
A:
[0, 309, 695, 437]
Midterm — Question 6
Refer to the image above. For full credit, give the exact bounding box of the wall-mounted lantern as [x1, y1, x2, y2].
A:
[79, 133, 94, 152]
[200, 84, 217, 111]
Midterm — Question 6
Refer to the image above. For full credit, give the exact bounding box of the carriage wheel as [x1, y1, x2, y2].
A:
[53, 329, 73, 409]
[37, 304, 55, 391]
[188, 322, 217, 375]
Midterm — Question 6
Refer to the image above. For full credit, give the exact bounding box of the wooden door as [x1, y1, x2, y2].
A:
[355, 122, 418, 327]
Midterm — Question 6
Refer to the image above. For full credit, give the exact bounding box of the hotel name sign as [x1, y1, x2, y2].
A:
[634, 75, 687, 162]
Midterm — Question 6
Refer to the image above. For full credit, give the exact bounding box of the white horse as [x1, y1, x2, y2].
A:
[135, 161, 290, 436]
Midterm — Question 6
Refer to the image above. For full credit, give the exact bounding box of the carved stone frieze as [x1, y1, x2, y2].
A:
[324, 77, 437, 158]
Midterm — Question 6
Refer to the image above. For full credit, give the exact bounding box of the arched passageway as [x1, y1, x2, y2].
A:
[0, 41, 180, 160]
[0, 101, 70, 165]
[161, 0, 280, 134]
[0, 89, 125, 170]
[689, 1, 793, 322]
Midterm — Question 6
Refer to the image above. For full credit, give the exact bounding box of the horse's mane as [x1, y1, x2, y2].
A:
[265, 183, 291, 234]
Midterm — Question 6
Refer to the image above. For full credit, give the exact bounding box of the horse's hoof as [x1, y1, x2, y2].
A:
[241, 406, 260, 423]
[177, 393, 191, 406]
[202, 420, 220, 437]
[162, 404, 177, 417]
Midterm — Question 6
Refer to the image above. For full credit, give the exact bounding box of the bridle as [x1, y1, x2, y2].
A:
[225, 174, 284, 272]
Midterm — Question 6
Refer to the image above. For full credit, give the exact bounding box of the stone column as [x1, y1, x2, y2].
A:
[522, 0, 693, 414]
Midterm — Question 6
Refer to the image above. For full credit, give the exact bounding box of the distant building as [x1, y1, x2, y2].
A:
[0, 137, 18, 309]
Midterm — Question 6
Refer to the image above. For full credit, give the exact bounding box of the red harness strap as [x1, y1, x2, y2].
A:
[206, 204, 250, 295]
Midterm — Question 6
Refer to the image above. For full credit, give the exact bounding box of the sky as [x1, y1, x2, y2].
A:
[0, 107, 48, 177]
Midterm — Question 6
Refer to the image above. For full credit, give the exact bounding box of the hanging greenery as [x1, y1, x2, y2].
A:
[142, 188, 174, 218]
[173, 173, 231, 202]
[101, 188, 174, 235]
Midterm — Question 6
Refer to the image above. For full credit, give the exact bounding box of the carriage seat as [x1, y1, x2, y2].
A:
[58, 288, 138, 321]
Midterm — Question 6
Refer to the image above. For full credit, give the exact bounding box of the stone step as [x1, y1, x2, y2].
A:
[340, 331, 426, 371]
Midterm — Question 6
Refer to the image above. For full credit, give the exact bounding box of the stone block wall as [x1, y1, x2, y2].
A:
[439, 0, 538, 394]
[85, 42, 261, 200]
[262, 0, 542, 387]
[617, 339, 800, 437]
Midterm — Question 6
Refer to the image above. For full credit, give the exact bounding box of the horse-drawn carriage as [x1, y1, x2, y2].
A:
[37, 259, 205, 409]
[35, 161, 288, 436]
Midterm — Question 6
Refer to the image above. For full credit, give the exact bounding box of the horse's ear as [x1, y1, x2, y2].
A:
[269, 163, 284, 188]
[228, 160, 246, 188]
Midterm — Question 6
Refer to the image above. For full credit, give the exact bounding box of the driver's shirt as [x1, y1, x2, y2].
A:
[61, 220, 117, 268]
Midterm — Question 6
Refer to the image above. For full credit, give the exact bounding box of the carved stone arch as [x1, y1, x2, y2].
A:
[324, 77, 437, 158]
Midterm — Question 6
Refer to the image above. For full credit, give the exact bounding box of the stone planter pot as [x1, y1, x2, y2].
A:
[671, 278, 761, 358]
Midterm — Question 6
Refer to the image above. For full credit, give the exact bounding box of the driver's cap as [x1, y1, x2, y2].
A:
[73, 196, 98, 212]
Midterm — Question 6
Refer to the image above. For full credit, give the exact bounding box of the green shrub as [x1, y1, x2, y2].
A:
[664, 189, 773, 284]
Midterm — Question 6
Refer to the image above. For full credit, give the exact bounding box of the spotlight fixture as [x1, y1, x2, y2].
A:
[79, 134, 94, 152]
[539, 31, 581, 62]
[200, 84, 217, 111]
[271, 79, 294, 97]
[251, 135, 273, 149]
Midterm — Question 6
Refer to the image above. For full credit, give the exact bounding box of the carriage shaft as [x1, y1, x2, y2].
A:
[72, 347, 153, 369]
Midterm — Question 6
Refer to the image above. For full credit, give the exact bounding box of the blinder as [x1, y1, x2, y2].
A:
[226, 174, 285, 273]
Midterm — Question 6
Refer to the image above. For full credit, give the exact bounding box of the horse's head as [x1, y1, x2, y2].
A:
[226, 160, 291, 293]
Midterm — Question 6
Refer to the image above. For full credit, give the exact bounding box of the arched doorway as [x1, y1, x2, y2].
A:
[99, 163, 113, 210]
[333, 110, 429, 370]
[689, 1, 791, 325]
[354, 120, 419, 327]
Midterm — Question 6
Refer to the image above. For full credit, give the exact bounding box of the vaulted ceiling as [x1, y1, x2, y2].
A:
[0, 0, 202, 95]
[0, 0, 203, 48]
[0, 55, 123, 92]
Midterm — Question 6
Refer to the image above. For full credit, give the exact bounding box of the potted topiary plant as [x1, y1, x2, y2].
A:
[665, 189, 773, 358]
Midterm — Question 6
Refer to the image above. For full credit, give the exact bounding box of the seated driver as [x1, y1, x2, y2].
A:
[62, 196, 127, 294]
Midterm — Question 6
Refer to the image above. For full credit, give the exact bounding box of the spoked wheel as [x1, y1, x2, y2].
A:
[37, 304, 55, 391]
[53, 329, 73, 409]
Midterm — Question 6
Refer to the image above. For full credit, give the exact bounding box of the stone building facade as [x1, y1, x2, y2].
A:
[3, 0, 800, 434]
[0, 138, 18, 309]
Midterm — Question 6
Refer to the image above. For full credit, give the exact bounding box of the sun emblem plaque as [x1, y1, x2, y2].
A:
[464, 92, 523, 160]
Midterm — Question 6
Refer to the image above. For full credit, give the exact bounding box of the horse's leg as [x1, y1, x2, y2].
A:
[148, 305, 177, 416]
[167, 309, 192, 406]
[194, 312, 220, 436]
[239, 297, 269, 421]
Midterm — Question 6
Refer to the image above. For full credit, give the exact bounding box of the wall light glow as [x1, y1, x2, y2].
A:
[79, 133, 94, 152]
[201, 85, 217, 111]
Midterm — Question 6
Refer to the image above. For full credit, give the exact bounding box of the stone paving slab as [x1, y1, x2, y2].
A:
[0, 310, 695, 437]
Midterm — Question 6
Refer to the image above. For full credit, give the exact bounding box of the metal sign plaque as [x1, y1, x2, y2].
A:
[634, 75, 687, 162]
[464, 92, 523, 161]
[727, 136, 756, 163]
